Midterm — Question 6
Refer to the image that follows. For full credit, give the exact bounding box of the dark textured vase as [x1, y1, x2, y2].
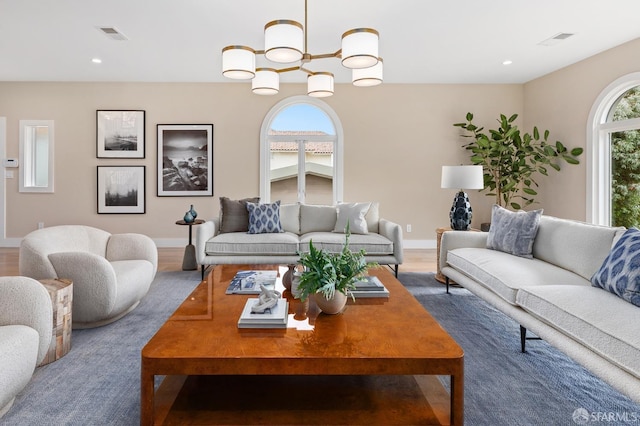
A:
[449, 191, 472, 230]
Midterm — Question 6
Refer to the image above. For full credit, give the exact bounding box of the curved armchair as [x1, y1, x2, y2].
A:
[19, 225, 158, 329]
[0, 276, 52, 418]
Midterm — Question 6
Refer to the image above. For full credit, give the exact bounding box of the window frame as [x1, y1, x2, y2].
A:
[587, 72, 640, 225]
[259, 96, 344, 204]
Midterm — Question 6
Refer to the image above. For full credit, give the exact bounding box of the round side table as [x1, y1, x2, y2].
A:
[176, 219, 205, 271]
[38, 278, 73, 366]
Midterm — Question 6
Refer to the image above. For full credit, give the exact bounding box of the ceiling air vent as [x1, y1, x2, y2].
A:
[97, 27, 128, 41]
[538, 33, 574, 47]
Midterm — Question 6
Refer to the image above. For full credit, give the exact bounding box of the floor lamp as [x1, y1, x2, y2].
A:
[441, 165, 484, 230]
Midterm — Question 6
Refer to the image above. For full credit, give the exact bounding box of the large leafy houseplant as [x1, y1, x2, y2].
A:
[454, 113, 584, 210]
[297, 224, 377, 303]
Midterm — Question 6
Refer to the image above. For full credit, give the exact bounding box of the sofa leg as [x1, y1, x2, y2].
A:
[201, 265, 209, 281]
[520, 325, 527, 353]
[445, 277, 450, 294]
[394, 264, 399, 277]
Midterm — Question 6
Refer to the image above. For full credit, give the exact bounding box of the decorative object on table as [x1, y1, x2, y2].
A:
[453, 112, 583, 210]
[189, 204, 197, 220]
[96, 110, 145, 159]
[157, 124, 213, 197]
[282, 264, 296, 291]
[297, 224, 378, 314]
[183, 210, 195, 223]
[237, 290, 288, 329]
[96, 166, 146, 214]
[221, 0, 382, 97]
[441, 165, 484, 231]
[225, 270, 278, 295]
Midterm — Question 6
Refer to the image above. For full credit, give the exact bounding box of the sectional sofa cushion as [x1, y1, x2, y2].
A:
[219, 197, 260, 233]
[532, 216, 624, 281]
[447, 247, 589, 304]
[591, 227, 640, 307]
[516, 285, 640, 378]
[204, 231, 299, 255]
[299, 232, 394, 255]
[334, 202, 371, 234]
[486, 205, 543, 258]
[247, 201, 284, 234]
[300, 204, 337, 234]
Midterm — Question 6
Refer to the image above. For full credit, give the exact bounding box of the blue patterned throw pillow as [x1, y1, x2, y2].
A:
[246, 201, 284, 234]
[591, 227, 640, 307]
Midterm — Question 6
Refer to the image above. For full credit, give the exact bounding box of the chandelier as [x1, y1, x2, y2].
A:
[221, 0, 383, 97]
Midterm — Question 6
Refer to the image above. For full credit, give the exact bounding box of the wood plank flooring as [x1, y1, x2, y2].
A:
[0, 247, 437, 277]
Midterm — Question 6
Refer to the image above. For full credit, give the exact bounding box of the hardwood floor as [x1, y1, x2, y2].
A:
[0, 247, 437, 277]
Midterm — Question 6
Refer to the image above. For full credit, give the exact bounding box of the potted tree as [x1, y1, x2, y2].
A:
[454, 113, 583, 210]
[297, 225, 378, 314]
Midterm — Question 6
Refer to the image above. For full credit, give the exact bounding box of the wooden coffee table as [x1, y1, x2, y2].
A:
[141, 265, 464, 425]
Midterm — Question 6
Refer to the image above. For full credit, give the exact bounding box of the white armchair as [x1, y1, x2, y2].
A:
[0, 276, 52, 418]
[19, 225, 158, 329]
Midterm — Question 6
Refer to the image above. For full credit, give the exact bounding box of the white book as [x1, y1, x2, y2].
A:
[237, 298, 288, 328]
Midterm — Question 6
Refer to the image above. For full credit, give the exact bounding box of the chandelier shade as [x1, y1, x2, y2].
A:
[307, 72, 334, 98]
[252, 68, 280, 95]
[341, 28, 379, 69]
[221, 45, 256, 80]
[264, 20, 304, 63]
[352, 58, 383, 87]
[221, 1, 382, 96]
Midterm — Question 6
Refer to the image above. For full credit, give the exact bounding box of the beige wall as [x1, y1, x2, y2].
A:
[1, 82, 522, 245]
[524, 37, 640, 221]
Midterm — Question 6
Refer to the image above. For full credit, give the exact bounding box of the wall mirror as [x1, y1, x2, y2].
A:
[19, 119, 54, 193]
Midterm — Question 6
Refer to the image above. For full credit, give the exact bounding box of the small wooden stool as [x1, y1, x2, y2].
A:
[38, 278, 73, 366]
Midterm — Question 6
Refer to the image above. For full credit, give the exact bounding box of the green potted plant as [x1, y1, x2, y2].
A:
[297, 224, 378, 314]
[454, 113, 583, 210]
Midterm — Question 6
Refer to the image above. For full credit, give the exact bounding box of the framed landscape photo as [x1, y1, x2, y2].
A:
[97, 166, 146, 214]
[96, 110, 145, 158]
[157, 124, 213, 197]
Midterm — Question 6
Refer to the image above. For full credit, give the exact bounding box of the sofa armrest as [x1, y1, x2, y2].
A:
[195, 219, 219, 264]
[379, 218, 404, 264]
[106, 233, 158, 275]
[0, 276, 53, 363]
[439, 230, 488, 272]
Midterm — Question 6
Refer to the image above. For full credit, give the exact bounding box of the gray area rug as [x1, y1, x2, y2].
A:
[2, 270, 639, 425]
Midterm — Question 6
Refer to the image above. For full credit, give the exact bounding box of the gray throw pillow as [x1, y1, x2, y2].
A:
[486, 204, 543, 258]
[219, 196, 260, 233]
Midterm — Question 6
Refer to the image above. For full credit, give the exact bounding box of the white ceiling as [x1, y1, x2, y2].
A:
[1, 0, 639, 84]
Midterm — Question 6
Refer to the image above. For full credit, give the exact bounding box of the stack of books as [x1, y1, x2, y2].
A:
[349, 276, 390, 298]
[225, 270, 278, 295]
[237, 298, 289, 329]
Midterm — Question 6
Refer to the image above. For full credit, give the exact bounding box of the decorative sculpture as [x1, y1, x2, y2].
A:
[251, 284, 281, 314]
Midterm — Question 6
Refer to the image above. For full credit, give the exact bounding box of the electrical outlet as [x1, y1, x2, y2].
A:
[37, 222, 44, 229]
[406, 224, 412, 233]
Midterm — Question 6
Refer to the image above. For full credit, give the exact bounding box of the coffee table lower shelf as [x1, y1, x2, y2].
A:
[152, 374, 453, 425]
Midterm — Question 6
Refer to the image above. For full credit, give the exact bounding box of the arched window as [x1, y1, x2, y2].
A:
[260, 96, 344, 204]
[587, 72, 640, 226]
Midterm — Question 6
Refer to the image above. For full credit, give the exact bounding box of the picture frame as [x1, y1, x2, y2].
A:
[157, 124, 213, 197]
[97, 166, 146, 214]
[96, 110, 145, 158]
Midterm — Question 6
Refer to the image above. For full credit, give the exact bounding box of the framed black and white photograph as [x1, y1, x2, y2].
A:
[97, 166, 146, 214]
[96, 110, 145, 158]
[157, 124, 213, 197]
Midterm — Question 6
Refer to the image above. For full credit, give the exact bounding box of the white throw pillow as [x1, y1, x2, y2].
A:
[333, 202, 371, 234]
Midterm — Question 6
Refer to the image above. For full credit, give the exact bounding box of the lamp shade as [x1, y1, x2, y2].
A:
[441, 165, 484, 190]
[221, 45, 256, 80]
[307, 72, 334, 98]
[352, 58, 383, 87]
[341, 28, 379, 69]
[264, 20, 304, 63]
[252, 68, 279, 95]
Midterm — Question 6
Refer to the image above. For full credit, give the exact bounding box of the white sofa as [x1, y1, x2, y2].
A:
[195, 202, 403, 280]
[19, 225, 158, 329]
[0, 276, 52, 418]
[440, 214, 640, 403]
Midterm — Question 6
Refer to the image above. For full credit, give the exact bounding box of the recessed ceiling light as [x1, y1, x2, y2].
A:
[92, 58, 102, 64]
[502, 60, 513, 66]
